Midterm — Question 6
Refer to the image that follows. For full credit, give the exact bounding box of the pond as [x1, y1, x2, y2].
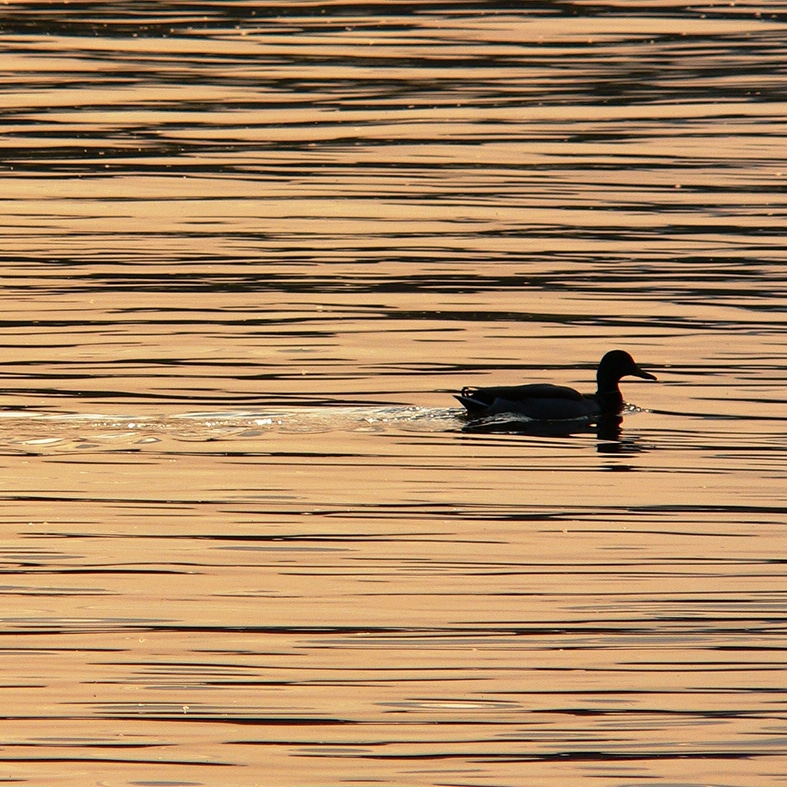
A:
[0, 2, 785, 785]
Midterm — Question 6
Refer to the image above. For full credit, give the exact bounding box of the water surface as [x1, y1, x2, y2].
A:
[1, 2, 786, 785]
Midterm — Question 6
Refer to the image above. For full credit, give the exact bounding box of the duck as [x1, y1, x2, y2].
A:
[455, 350, 656, 420]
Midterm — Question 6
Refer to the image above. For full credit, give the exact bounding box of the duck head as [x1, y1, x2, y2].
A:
[597, 350, 657, 392]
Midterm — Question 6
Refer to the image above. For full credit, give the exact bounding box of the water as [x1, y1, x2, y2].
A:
[1, 2, 786, 785]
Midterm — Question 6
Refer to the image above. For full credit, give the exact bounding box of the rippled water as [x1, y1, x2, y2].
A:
[1, 2, 786, 785]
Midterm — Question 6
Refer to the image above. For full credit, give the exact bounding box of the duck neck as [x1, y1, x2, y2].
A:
[595, 379, 624, 413]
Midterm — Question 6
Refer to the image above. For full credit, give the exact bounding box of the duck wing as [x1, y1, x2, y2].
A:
[456, 383, 597, 419]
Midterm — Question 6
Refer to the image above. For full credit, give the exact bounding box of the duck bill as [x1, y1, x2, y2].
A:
[633, 366, 657, 381]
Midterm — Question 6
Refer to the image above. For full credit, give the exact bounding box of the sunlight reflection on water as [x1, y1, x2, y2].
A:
[0, 2, 785, 785]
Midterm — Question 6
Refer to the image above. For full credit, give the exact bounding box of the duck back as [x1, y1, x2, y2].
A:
[456, 383, 598, 420]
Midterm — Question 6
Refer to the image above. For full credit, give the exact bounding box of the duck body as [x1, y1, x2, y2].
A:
[456, 350, 656, 421]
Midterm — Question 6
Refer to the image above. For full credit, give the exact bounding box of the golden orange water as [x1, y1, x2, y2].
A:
[0, 3, 785, 785]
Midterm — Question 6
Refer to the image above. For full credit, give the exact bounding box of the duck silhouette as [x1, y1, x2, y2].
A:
[456, 350, 656, 420]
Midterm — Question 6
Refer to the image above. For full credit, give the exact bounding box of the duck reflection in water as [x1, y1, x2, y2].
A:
[456, 350, 657, 443]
